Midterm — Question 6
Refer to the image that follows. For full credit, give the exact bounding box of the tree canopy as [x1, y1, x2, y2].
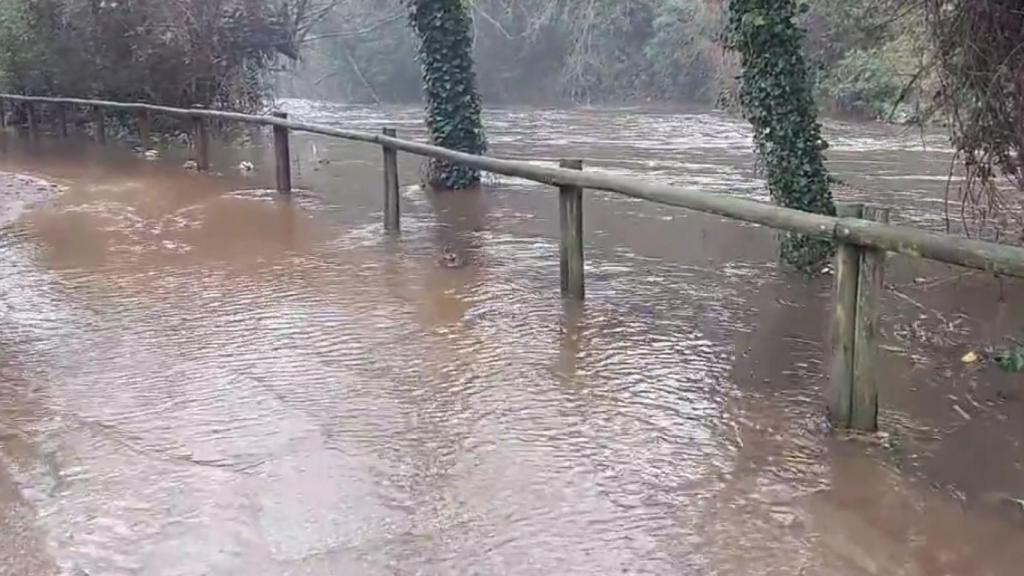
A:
[292, 0, 929, 118]
[0, 0, 337, 111]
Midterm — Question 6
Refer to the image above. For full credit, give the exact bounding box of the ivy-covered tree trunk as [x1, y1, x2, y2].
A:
[726, 0, 836, 269]
[406, 0, 487, 189]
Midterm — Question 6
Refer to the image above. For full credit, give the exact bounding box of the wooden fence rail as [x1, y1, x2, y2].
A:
[1, 93, 1021, 431]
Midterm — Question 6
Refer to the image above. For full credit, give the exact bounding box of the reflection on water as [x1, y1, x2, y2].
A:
[0, 105, 1022, 575]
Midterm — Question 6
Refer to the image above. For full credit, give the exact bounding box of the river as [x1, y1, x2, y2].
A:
[0, 102, 1022, 575]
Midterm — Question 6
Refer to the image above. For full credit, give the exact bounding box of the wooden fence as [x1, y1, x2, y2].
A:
[2, 93, 1021, 432]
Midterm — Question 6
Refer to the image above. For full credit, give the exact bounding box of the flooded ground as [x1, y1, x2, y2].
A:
[0, 103, 1022, 575]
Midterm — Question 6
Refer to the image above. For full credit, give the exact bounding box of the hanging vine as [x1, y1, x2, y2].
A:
[726, 0, 836, 269]
[925, 0, 1024, 242]
[406, 0, 488, 189]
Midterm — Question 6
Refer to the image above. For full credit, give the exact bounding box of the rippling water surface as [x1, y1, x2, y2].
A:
[0, 103, 1022, 575]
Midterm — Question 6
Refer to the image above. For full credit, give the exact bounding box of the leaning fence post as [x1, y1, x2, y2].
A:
[272, 111, 292, 194]
[137, 109, 151, 149]
[192, 113, 210, 171]
[56, 104, 67, 138]
[851, 205, 890, 431]
[25, 101, 38, 138]
[382, 128, 400, 232]
[93, 106, 106, 144]
[559, 159, 585, 300]
[829, 203, 864, 428]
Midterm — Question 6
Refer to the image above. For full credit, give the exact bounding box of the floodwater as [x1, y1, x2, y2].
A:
[0, 103, 1022, 575]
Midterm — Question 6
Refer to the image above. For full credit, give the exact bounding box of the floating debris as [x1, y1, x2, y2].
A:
[951, 403, 972, 421]
[961, 350, 981, 364]
[438, 245, 465, 269]
[311, 143, 330, 166]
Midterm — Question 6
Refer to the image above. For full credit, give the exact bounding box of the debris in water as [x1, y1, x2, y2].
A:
[183, 160, 199, 171]
[838, 429, 894, 448]
[238, 161, 255, 173]
[438, 245, 465, 269]
[961, 351, 980, 364]
[981, 492, 1024, 516]
[311, 143, 331, 166]
[951, 403, 972, 421]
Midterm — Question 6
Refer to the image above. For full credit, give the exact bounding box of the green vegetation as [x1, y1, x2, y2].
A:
[2, 0, 1020, 246]
[406, 0, 487, 189]
[0, 0, 933, 118]
[726, 0, 835, 269]
[296, 0, 929, 118]
[805, 0, 931, 121]
[0, 0, 334, 111]
[997, 346, 1024, 374]
[963, 339, 1024, 373]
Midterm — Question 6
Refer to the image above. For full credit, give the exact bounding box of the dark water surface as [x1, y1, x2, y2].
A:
[0, 103, 1022, 575]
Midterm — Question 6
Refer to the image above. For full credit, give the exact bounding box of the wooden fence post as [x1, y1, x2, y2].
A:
[851, 205, 890, 431]
[829, 203, 864, 428]
[382, 128, 400, 232]
[192, 114, 210, 171]
[559, 159, 585, 300]
[272, 111, 291, 194]
[56, 104, 67, 138]
[26, 102, 37, 138]
[93, 107, 105, 144]
[0, 98, 6, 129]
[137, 109, 151, 149]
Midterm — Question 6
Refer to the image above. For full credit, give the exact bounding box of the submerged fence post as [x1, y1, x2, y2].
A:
[25, 101, 37, 138]
[1, 98, 7, 129]
[192, 114, 210, 171]
[382, 128, 400, 232]
[137, 109, 151, 149]
[56, 104, 67, 138]
[829, 203, 864, 428]
[272, 111, 291, 194]
[559, 159, 585, 300]
[93, 106, 105, 144]
[851, 205, 890, 431]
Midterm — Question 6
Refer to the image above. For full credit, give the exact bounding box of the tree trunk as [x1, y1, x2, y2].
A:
[407, 0, 488, 189]
[727, 0, 836, 269]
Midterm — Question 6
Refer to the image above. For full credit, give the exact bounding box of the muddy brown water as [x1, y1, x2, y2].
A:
[0, 102, 1022, 575]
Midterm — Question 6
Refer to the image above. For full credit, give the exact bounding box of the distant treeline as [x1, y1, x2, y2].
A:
[288, 0, 930, 120]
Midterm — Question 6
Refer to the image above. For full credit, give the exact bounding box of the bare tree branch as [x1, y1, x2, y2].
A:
[302, 13, 405, 43]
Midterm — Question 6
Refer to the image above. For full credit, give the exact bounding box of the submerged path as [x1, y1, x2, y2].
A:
[0, 106, 1022, 575]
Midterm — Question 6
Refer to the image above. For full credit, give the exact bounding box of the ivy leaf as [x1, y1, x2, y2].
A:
[996, 346, 1024, 373]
